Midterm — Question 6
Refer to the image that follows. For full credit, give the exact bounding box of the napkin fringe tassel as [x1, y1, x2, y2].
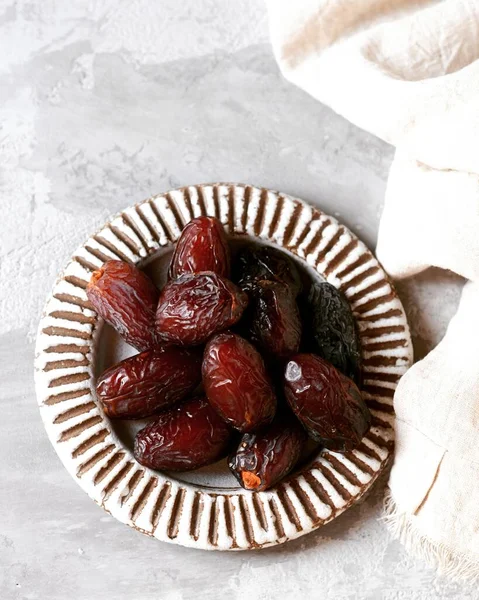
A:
[383, 491, 479, 582]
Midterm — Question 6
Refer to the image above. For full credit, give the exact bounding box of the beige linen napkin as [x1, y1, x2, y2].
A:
[267, 0, 479, 579]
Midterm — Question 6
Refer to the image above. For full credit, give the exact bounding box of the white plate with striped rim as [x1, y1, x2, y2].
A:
[34, 183, 413, 550]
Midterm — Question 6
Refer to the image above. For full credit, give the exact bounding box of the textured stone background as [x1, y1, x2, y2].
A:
[0, 1, 473, 599]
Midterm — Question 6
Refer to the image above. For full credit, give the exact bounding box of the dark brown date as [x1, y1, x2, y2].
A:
[284, 353, 371, 451]
[229, 415, 307, 491]
[87, 260, 159, 351]
[134, 396, 232, 471]
[203, 332, 277, 432]
[302, 282, 361, 383]
[156, 272, 248, 346]
[234, 245, 302, 295]
[169, 216, 230, 279]
[96, 347, 202, 419]
[248, 280, 302, 359]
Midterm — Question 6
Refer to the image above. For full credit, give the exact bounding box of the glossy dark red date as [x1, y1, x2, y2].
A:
[134, 396, 232, 471]
[203, 332, 277, 432]
[248, 280, 302, 359]
[169, 216, 230, 279]
[96, 347, 202, 419]
[87, 260, 159, 351]
[229, 415, 307, 491]
[284, 353, 371, 451]
[156, 272, 248, 346]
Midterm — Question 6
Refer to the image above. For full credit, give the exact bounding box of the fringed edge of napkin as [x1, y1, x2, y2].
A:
[383, 490, 479, 582]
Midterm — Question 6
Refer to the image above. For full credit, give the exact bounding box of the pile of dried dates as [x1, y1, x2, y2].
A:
[88, 216, 370, 492]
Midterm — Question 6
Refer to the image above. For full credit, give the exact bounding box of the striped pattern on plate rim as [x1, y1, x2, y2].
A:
[34, 183, 413, 550]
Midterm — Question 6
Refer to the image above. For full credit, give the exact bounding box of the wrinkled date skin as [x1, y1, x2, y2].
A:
[87, 260, 159, 351]
[156, 272, 248, 346]
[96, 347, 202, 419]
[169, 216, 230, 279]
[248, 280, 302, 359]
[234, 245, 302, 295]
[203, 332, 277, 432]
[284, 353, 371, 451]
[229, 415, 307, 491]
[302, 282, 362, 383]
[134, 396, 232, 471]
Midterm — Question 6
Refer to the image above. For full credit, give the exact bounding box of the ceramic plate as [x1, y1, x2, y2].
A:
[35, 183, 413, 550]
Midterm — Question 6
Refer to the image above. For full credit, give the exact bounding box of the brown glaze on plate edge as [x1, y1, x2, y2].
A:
[34, 183, 413, 550]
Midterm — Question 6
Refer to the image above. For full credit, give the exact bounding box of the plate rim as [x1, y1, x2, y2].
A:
[34, 182, 413, 550]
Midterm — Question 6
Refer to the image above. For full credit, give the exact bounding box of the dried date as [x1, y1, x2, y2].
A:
[156, 272, 248, 346]
[169, 216, 230, 279]
[234, 245, 302, 295]
[203, 332, 277, 432]
[87, 260, 159, 351]
[284, 353, 371, 451]
[248, 280, 302, 359]
[302, 281, 361, 383]
[96, 347, 202, 419]
[229, 415, 306, 491]
[134, 396, 232, 471]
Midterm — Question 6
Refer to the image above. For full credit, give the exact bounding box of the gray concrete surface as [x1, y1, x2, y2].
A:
[0, 2, 471, 599]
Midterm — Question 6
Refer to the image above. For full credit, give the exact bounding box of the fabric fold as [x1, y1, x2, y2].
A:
[377, 154, 479, 281]
[267, 0, 479, 579]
